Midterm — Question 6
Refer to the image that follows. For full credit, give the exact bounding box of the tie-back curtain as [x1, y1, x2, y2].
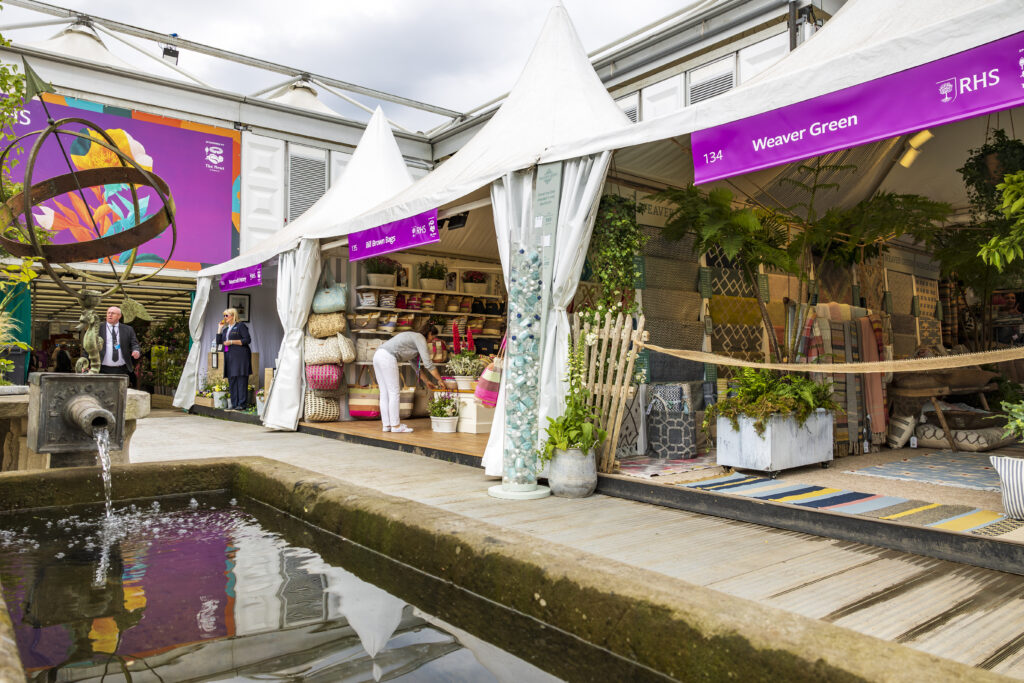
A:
[173, 276, 212, 410]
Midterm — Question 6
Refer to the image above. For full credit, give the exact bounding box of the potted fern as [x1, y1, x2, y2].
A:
[418, 260, 447, 291]
[707, 368, 838, 477]
[538, 337, 606, 498]
[364, 256, 401, 287]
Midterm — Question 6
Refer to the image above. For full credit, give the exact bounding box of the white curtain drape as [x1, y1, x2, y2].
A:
[172, 275, 212, 410]
[537, 152, 612, 426]
[481, 169, 534, 476]
[262, 238, 321, 431]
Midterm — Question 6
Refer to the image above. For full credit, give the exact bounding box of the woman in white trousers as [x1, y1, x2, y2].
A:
[372, 322, 444, 433]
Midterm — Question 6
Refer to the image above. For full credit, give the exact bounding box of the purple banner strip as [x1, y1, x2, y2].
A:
[348, 208, 440, 261]
[692, 32, 1024, 185]
[219, 263, 261, 292]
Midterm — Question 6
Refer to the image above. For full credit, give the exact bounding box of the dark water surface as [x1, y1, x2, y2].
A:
[0, 493, 669, 682]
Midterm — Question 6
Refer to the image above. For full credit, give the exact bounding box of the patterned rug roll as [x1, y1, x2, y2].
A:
[890, 314, 918, 335]
[708, 296, 762, 326]
[919, 316, 942, 347]
[888, 271, 914, 315]
[916, 278, 939, 318]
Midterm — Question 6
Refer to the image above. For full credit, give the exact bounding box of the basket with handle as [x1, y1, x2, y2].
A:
[311, 261, 347, 314]
[304, 391, 340, 422]
[348, 366, 381, 420]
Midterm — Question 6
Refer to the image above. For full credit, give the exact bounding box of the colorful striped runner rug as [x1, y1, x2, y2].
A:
[682, 472, 1023, 539]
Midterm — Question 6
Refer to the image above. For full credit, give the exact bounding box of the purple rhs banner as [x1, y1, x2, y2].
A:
[219, 263, 261, 291]
[348, 208, 440, 261]
[692, 32, 1024, 184]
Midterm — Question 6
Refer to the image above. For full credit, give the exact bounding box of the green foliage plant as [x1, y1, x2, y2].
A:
[539, 336, 606, 465]
[364, 256, 401, 275]
[428, 391, 459, 418]
[704, 367, 839, 438]
[586, 194, 646, 314]
[1000, 399, 1024, 442]
[445, 350, 485, 376]
[654, 184, 798, 361]
[417, 260, 447, 280]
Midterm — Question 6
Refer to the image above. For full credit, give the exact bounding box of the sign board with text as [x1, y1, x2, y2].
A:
[348, 209, 440, 261]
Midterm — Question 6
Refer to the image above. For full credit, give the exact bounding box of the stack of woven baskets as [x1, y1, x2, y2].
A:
[303, 309, 355, 423]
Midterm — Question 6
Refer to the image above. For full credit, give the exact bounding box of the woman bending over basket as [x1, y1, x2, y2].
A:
[373, 321, 444, 433]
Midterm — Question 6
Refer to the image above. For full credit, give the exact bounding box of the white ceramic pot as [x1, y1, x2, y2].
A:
[453, 375, 475, 391]
[548, 448, 598, 498]
[419, 278, 445, 292]
[212, 391, 229, 409]
[463, 282, 487, 295]
[430, 416, 459, 432]
[256, 397, 266, 417]
[367, 273, 397, 287]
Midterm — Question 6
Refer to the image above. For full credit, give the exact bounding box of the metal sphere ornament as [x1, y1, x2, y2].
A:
[0, 79, 178, 373]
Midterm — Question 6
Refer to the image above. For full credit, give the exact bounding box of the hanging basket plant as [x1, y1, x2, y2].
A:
[586, 194, 646, 315]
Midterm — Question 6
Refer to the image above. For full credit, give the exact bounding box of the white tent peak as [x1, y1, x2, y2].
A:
[199, 106, 412, 277]
[265, 80, 343, 118]
[316, 2, 629, 239]
[27, 24, 136, 72]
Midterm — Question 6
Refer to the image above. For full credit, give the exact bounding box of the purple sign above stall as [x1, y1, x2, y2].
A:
[348, 208, 440, 261]
[692, 32, 1024, 185]
[219, 263, 261, 291]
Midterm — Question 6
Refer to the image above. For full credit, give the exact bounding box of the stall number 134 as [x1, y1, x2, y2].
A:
[703, 150, 723, 164]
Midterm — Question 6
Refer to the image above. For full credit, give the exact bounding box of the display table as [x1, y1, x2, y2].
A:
[0, 389, 151, 471]
[458, 394, 493, 434]
[888, 383, 998, 451]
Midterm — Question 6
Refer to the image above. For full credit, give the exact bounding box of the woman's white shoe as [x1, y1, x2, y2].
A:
[391, 424, 414, 433]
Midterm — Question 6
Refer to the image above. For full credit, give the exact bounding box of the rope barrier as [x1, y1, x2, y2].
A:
[642, 343, 1024, 374]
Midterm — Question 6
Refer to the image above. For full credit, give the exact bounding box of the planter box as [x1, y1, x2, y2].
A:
[419, 278, 445, 292]
[463, 282, 487, 295]
[716, 410, 833, 475]
[193, 396, 213, 408]
[457, 396, 493, 434]
[367, 273, 397, 287]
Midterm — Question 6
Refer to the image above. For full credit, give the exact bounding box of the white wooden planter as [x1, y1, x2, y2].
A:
[457, 396, 493, 434]
[716, 409, 833, 477]
[430, 416, 458, 432]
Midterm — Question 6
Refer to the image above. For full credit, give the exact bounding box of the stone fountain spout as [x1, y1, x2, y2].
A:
[27, 373, 128, 468]
[62, 394, 116, 438]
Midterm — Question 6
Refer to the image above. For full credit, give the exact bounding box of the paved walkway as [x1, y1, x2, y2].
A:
[134, 411, 1024, 678]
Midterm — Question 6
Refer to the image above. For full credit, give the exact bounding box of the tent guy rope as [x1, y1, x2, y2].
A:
[642, 343, 1024, 374]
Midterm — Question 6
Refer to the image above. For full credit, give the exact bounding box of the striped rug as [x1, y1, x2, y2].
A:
[683, 472, 1023, 539]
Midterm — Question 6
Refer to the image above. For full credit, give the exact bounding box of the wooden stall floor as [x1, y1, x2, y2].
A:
[298, 418, 488, 459]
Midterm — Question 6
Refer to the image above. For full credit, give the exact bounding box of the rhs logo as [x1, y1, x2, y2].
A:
[937, 69, 1001, 103]
[937, 78, 956, 103]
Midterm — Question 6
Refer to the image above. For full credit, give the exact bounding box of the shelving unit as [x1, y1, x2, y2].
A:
[354, 306, 503, 318]
[355, 285, 504, 300]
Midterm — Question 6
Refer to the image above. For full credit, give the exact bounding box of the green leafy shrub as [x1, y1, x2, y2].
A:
[586, 194, 645, 314]
[539, 336, 606, 464]
[705, 367, 839, 437]
[417, 260, 447, 280]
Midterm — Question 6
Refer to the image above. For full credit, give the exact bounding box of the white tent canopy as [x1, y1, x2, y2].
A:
[175, 106, 414, 421]
[540, 0, 1024, 175]
[199, 106, 413, 279]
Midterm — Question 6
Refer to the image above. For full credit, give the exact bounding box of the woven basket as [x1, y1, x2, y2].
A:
[304, 391, 340, 422]
[349, 367, 380, 420]
[357, 290, 379, 307]
[350, 312, 380, 330]
[305, 364, 342, 391]
[307, 312, 347, 338]
[356, 337, 385, 362]
[304, 335, 342, 365]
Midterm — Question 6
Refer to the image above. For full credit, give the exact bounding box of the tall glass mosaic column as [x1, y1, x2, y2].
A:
[488, 163, 561, 501]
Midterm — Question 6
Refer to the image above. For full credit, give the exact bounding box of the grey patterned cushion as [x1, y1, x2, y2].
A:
[915, 423, 1016, 452]
[887, 415, 917, 449]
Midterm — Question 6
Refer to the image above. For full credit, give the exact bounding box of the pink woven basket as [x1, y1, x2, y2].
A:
[474, 357, 503, 408]
[305, 363, 342, 391]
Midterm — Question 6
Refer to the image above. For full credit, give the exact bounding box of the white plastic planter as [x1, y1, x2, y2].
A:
[430, 416, 459, 432]
[716, 409, 833, 477]
[212, 391, 229, 410]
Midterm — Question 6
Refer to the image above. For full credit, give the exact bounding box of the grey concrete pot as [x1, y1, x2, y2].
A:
[548, 448, 597, 498]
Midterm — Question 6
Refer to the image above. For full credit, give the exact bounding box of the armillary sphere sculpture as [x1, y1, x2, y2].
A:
[0, 100, 177, 373]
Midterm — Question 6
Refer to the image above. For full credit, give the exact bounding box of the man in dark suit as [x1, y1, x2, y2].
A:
[99, 306, 141, 384]
[217, 307, 252, 410]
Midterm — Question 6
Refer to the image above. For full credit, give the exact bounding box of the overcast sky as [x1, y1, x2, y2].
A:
[1, 0, 691, 131]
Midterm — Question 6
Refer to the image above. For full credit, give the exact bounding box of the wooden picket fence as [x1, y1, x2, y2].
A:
[571, 311, 648, 473]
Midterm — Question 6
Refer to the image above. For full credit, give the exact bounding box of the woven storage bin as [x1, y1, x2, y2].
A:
[379, 292, 397, 308]
[307, 312, 347, 338]
[356, 337, 385, 362]
[349, 368, 380, 420]
[397, 387, 415, 419]
[446, 296, 462, 312]
[357, 290, 379, 307]
[304, 334, 342, 365]
[304, 391, 340, 422]
[350, 312, 379, 330]
[305, 364, 343, 391]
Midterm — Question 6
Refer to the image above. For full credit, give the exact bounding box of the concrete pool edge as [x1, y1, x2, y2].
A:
[0, 458, 1008, 682]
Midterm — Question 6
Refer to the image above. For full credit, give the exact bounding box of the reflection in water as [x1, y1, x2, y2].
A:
[0, 495, 560, 682]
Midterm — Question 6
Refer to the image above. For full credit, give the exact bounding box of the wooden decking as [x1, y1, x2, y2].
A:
[298, 418, 488, 458]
